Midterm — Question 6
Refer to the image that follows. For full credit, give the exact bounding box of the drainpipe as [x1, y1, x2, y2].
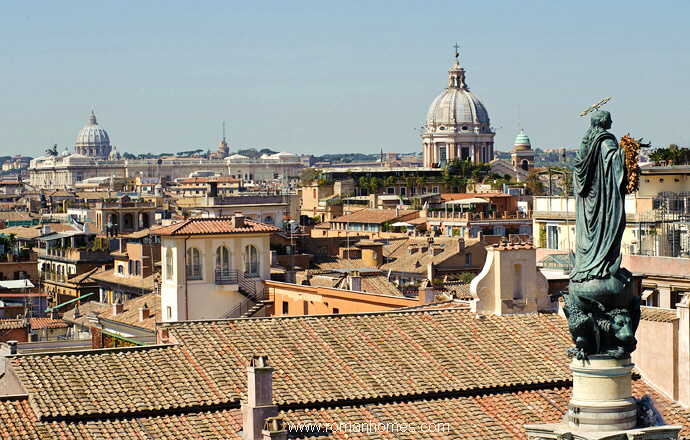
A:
[183, 234, 191, 320]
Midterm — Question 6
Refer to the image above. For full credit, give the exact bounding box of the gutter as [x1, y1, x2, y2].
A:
[183, 235, 190, 320]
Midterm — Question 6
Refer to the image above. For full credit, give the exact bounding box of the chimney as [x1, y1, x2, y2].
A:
[7, 340, 18, 355]
[348, 270, 361, 292]
[73, 304, 80, 319]
[418, 279, 435, 305]
[457, 238, 465, 252]
[677, 295, 690, 407]
[119, 238, 127, 253]
[139, 303, 150, 321]
[427, 263, 435, 281]
[232, 212, 245, 229]
[113, 299, 124, 316]
[262, 417, 288, 440]
[50, 309, 59, 320]
[42, 225, 51, 236]
[84, 223, 90, 234]
[243, 355, 278, 440]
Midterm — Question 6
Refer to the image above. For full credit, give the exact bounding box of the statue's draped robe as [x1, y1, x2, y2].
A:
[570, 130, 626, 282]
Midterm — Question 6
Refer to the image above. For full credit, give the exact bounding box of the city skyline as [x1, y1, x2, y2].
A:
[2, 1, 689, 159]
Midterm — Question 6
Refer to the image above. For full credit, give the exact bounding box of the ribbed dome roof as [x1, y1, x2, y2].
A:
[514, 129, 532, 151]
[425, 57, 491, 132]
[76, 111, 110, 148]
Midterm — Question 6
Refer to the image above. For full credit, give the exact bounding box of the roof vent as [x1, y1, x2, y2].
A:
[139, 303, 150, 321]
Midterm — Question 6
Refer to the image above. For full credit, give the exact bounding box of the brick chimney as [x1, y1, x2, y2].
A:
[243, 355, 278, 440]
[232, 212, 245, 229]
[418, 279, 435, 305]
[262, 417, 288, 440]
[139, 303, 150, 321]
[113, 299, 124, 316]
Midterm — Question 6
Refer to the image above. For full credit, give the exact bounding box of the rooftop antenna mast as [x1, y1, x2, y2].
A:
[223, 121, 226, 143]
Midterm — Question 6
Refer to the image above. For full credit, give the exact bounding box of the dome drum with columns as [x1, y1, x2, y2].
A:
[74, 111, 112, 158]
[422, 52, 495, 167]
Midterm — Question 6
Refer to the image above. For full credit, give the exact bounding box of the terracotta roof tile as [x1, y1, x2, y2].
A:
[0, 318, 28, 330]
[29, 318, 69, 330]
[152, 217, 280, 236]
[9, 309, 572, 419]
[95, 293, 161, 332]
[641, 306, 678, 323]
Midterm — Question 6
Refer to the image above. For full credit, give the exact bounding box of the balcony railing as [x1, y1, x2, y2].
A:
[215, 269, 238, 285]
[427, 211, 532, 220]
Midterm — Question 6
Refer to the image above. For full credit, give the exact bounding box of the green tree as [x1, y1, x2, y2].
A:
[46, 144, 59, 157]
[299, 168, 322, 186]
[369, 177, 383, 194]
[649, 150, 664, 166]
[384, 176, 397, 187]
[525, 171, 544, 195]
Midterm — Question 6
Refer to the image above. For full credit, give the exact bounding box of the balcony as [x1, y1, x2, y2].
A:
[427, 211, 532, 221]
[215, 269, 238, 285]
[38, 247, 111, 262]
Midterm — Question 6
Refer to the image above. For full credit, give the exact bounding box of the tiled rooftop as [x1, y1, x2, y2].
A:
[0, 318, 27, 330]
[9, 309, 572, 419]
[152, 217, 280, 236]
[95, 293, 161, 331]
[29, 318, 69, 330]
[1, 378, 688, 440]
[641, 306, 679, 323]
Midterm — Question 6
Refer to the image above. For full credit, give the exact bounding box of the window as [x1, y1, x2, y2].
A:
[186, 247, 202, 280]
[547, 225, 559, 250]
[118, 265, 124, 274]
[432, 186, 439, 193]
[135, 260, 141, 276]
[387, 187, 395, 194]
[167, 306, 172, 319]
[465, 253, 472, 267]
[165, 247, 174, 280]
[333, 308, 340, 314]
[216, 245, 231, 278]
[372, 251, 377, 259]
[264, 216, 273, 224]
[282, 301, 289, 314]
[244, 245, 259, 277]
[128, 260, 134, 275]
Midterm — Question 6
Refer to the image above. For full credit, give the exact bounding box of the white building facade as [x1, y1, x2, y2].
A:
[154, 214, 278, 322]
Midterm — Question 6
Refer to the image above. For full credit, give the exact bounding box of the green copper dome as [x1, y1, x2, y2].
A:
[515, 129, 530, 145]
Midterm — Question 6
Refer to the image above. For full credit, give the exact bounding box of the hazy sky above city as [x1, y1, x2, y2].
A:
[1, 1, 689, 159]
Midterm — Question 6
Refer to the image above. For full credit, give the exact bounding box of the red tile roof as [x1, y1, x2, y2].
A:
[29, 318, 68, 330]
[152, 217, 280, 236]
[0, 318, 28, 330]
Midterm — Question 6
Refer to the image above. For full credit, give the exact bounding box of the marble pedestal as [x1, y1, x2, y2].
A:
[524, 356, 681, 440]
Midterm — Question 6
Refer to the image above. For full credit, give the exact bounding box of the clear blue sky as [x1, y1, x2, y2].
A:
[1, 1, 688, 158]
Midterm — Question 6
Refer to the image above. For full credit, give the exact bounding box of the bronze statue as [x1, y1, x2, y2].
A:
[564, 110, 640, 360]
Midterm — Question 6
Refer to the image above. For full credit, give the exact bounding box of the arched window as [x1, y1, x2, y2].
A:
[186, 247, 202, 280]
[216, 246, 231, 276]
[244, 245, 259, 277]
[118, 265, 124, 274]
[165, 247, 174, 280]
[263, 215, 273, 224]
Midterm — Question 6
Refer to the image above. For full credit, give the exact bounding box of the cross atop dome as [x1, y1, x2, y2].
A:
[453, 42, 460, 59]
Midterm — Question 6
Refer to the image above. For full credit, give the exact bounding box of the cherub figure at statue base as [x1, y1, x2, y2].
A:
[563, 264, 640, 360]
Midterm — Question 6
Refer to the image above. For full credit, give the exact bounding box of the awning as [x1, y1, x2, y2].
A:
[0, 279, 34, 289]
[45, 292, 96, 313]
[391, 221, 413, 227]
[641, 289, 655, 300]
[445, 197, 490, 205]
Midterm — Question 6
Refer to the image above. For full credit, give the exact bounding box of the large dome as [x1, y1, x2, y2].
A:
[75, 111, 111, 158]
[514, 129, 531, 151]
[424, 58, 491, 133]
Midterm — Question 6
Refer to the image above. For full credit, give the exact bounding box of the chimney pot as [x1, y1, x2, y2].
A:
[262, 417, 288, 440]
[139, 305, 150, 321]
[7, 340, 18, 355]
[113, 300, 124, 316]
